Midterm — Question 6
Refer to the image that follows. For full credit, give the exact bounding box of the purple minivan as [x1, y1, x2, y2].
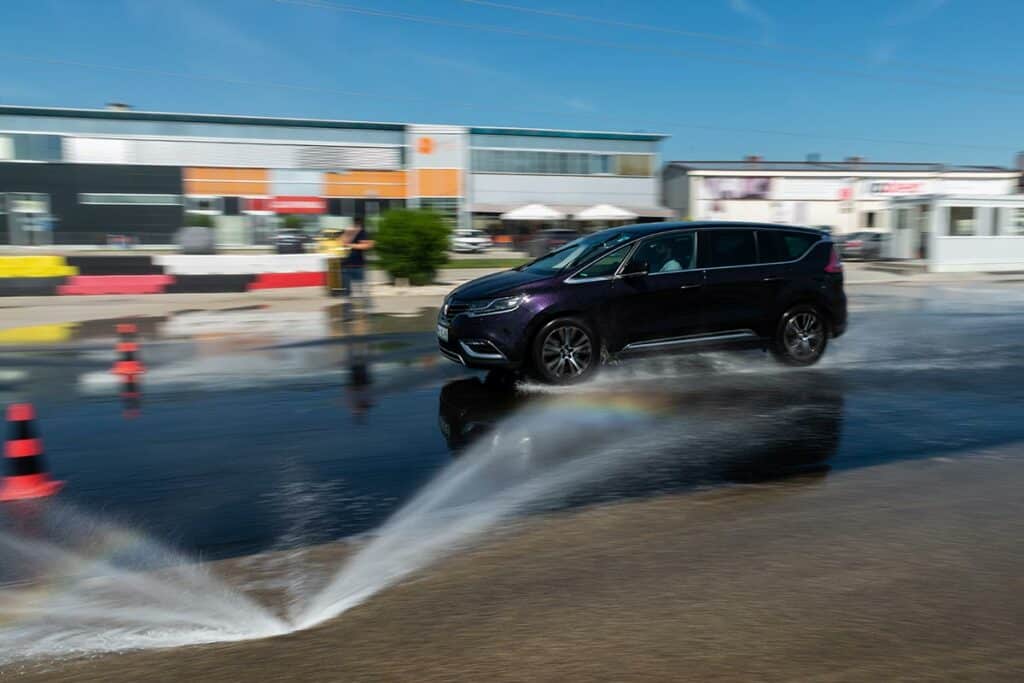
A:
[438, 222, 847, 384]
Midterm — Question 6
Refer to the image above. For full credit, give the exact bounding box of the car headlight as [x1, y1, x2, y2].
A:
[466, 294, 528, 316]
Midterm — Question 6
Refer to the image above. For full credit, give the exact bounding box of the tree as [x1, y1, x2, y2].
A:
[374, 209, 451, 285]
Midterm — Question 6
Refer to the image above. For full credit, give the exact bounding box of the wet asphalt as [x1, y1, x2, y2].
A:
[1, 281, 1024, 680]
[0, 282, 1021, 561]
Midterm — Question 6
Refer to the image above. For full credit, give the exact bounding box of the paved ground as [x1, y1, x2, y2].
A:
[0, 278, 1022, 680]
[8, 451, 1024, 682]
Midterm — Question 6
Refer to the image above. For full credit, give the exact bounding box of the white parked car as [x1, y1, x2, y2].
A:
[450, 229, 492, 253]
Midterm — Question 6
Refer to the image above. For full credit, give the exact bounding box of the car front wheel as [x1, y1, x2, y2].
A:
[531, 318, 599, 384]
[771, 305, 828, 366]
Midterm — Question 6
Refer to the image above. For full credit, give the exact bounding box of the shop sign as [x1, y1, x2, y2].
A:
[246, 196, 326, 214]
[863, 180, 930, 196]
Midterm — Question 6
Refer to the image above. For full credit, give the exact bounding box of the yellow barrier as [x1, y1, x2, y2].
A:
[0, 256, 78, 278]
[0, 323, 77, 344]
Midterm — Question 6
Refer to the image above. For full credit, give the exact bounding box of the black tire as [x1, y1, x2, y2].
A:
[771, 304, 829, 366]
[530, 317, 600, 384]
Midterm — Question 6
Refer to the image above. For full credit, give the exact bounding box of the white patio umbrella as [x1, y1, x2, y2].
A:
[500, 203, 566, 221]
[574, 204, 638, 221]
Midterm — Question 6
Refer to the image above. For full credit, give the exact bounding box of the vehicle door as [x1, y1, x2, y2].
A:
[699, 228, 775, 335]
[606, 230, 704, 348]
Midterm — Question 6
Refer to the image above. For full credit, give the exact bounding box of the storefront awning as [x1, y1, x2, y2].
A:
[499, 204, 567, 221]
[474, 203, 673, 219]
[574, 204, 638, 221]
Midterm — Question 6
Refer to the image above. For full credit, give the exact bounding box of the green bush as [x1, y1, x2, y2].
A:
[375, 209, 451, 285]
[185, 213, 214, 228]
[283, 215, 305, 232]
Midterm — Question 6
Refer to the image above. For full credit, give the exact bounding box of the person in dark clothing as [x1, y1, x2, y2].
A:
[341, 220, 375, 297]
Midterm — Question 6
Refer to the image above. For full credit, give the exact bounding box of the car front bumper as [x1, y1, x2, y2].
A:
[437, 310, 528, 370]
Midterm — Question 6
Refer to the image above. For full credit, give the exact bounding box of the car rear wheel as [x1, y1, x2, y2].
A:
[531, 318, 599, 384]
[771, 305, 828, 366]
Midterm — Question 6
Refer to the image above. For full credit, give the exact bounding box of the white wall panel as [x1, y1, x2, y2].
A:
[65, 137, 131, 163]
[471, 173, 659, 208]
[772, 177, 848, 201]
[931, 236, 1024, 271]
[154, 254, 327, 275]
[938, 178, 1017, 195]
[269, 169, 321, 196]
[64, 137, 399, 169]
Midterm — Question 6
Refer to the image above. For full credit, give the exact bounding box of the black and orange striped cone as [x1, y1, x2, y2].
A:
[121, 375, 142, 420]
[113, 323, 145, 376]
[0, 404, 63, 502]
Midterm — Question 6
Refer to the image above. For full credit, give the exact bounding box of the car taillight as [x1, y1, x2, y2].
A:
[847, 240, 863, 247]
[825, 246, 843, 273]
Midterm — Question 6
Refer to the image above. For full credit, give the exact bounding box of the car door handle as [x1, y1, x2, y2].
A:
[762, 276, 784, 282]
[679, 283, 703, 290]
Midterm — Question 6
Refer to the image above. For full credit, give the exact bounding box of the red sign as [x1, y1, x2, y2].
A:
[245, 197, 326, 214]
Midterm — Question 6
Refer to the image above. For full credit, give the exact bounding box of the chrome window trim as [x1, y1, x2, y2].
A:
[565, 241, 641, 284]
[620, 228, 701, 278]
[565, 227, 827, 283]
[701, 227, 826, 271]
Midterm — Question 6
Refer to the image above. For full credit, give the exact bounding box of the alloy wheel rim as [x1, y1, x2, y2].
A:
[541, 325, 593, 378]
[783, 312, 824, 360]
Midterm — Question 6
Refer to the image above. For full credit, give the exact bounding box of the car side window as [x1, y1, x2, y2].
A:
[758, 230, 819, 262]
[757, 231, 785, 263]
[627, 232, 696, 274]
[574, 244, 632, 279]
[780, 232, 818, 259]
[706, 229, 757, 267]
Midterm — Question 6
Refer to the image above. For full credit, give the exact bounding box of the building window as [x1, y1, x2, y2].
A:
[616, 154, 653, 177]
[6, 134, 63, 162]
[863, 211, 876, 228]
[184, 196, 224, 214]
[1009, 208, 1024, 236]
[420, 198, 459, 224]
[947, 207, 976, 236]
[470, 149, 629, 176]
[79, 193, 182, 206]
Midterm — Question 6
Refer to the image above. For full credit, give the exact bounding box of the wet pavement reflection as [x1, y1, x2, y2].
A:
[0, 283, 1022, 561]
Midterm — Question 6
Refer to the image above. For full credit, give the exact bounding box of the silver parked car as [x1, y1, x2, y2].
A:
[450, 229, 492, 253]
[837, 231, 886, 260]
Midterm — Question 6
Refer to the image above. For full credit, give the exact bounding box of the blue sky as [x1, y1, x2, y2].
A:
[0, 0, 1020, 165]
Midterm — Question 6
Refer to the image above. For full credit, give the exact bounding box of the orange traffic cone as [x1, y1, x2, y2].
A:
[121, 375, 142, 420]
[113, 323, 145, 376]
[116, 322, 138, 338]
[0, 404, 63, 502]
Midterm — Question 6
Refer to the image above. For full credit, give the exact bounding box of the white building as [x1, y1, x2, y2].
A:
[662, 158, 1019, 234]
[889, 194, 1024, 271]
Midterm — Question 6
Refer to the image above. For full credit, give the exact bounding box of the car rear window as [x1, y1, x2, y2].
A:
[758, 230, 818, 263]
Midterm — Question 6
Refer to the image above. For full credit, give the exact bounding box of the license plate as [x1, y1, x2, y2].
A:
[437, 324, 449, 342]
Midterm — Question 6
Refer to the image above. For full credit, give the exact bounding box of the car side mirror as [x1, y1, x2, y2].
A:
[620, 260, 648, 277]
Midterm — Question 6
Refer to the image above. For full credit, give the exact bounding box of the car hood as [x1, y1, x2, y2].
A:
[449, 269, 552, 301]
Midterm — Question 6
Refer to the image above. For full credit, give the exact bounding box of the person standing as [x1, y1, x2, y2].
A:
[341, 219, 375, 297]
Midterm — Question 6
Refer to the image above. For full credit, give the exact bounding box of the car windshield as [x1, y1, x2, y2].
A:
[521, 231, 636, 276]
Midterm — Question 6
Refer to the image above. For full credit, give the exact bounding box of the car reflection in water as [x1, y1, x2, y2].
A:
[438, 371, 844, 502]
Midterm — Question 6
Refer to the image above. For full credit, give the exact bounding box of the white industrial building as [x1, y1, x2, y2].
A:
[889, 194, 1024, 272]
[662, 158, 1020, 234]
